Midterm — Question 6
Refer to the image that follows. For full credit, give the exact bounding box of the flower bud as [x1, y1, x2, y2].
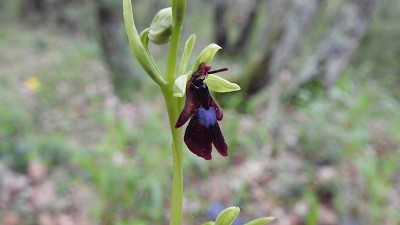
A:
[215, 206, 240, 225]
[148, 7, 173, 45]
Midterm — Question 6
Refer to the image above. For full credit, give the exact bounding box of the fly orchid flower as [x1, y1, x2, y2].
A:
[174, 59, 240, 160]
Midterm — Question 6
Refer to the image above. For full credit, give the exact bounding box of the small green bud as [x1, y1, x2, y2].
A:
[148, 7, 173, 45]
[215, 206, 240, 225]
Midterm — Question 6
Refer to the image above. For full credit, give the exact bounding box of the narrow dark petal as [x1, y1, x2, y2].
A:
[175, 103, 195, 128]
[184, 115, 213, 160]
[211, 122, 228, 157]
[175, 82, 197, 128]
[210, 96, 223, 121]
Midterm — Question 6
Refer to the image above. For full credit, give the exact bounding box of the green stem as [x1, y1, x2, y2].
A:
[162, 90, 183, 225]
[166, 0, 186, 84]
[163, 0, 186, 223]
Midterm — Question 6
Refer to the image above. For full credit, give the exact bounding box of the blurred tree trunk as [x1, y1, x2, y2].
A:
[235, 0, 291, 94]
[262, 0, 381, 131]
[213, 0, 264, 54]
[269, 0, 323, 78]
[20, 0, 86, 31]
[21, 0, 45, 14]
[284, 0, 382, 98]
[215, 0, 290, 107]
[94, 0, 139, 100]
[238, 0, 321, 97]
[20, 0, 46, 23]
[231, 0, 262, 54]
[213, 0, 229, 50]
[265, 0, 323, 128]
[236, 0, 380, 101]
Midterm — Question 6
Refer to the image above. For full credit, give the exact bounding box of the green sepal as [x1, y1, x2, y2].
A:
[148, 7, 173, 45]
[244, 217, 275, 225]
[205, 74, 241, 93]
[178, 34, 196, 76]
[173, 74, 189, 97]
[191, 44, 222, 73]
[215, 206, 240, 225]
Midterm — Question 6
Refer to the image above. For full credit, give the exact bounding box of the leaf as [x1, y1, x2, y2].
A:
[215, 207, 240, 225]
[244, 217, 275, 225]
[205, 74, 241, 93]
[191, 44, 222, 73]
[173, 74, 189, 97]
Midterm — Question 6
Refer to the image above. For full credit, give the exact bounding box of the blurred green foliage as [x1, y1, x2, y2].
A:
[73, 108, 172, 223]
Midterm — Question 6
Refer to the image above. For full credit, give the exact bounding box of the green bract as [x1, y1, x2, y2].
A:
[215, 206, 240, 225]
[148, 7, 173, 45]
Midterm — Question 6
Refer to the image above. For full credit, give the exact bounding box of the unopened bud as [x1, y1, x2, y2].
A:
[148, 7, 173, 45]
[215, 207, 240, 225]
